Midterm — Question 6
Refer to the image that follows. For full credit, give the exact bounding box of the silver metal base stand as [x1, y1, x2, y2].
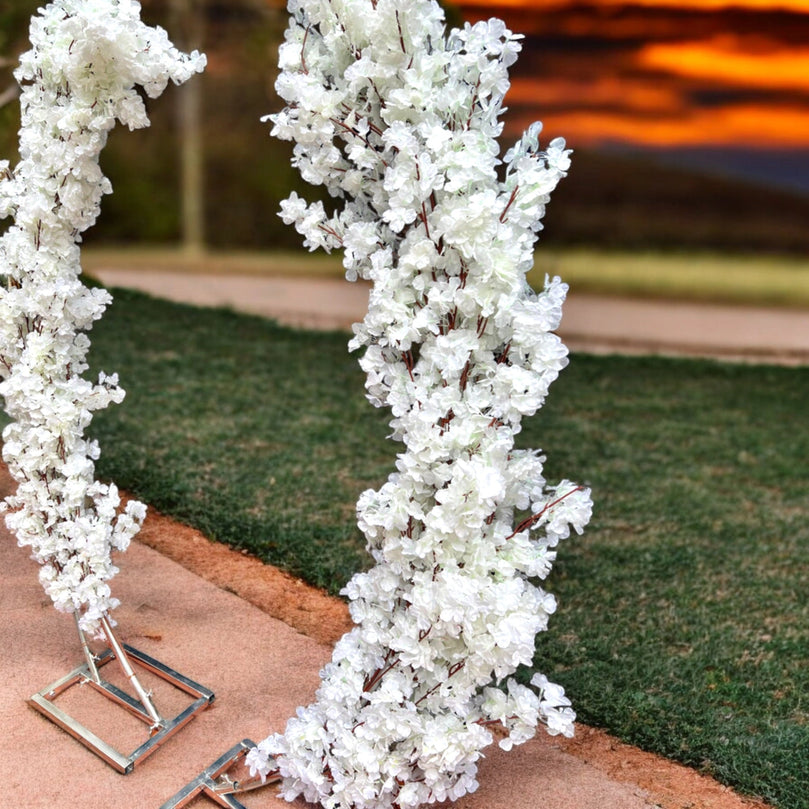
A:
[28, 613, 215, 773]
[160, 739, 279, 808]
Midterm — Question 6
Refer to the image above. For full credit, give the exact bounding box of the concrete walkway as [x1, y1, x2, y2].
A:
[92, 267, 809, 365]
[1, 534, 659, 809]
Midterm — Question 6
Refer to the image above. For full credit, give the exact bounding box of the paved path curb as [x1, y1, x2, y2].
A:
[93, 267, 809, 365]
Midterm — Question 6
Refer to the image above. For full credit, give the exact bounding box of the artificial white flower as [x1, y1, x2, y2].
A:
[0, 0, 205, 635]
[252, 1, 592, 806]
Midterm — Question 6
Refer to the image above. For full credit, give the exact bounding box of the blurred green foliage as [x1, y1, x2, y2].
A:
[98, 0, 317, 249]
[0, 0, 318, 249]
[2, 0, 809, 254]
[0, 1, 39, 159]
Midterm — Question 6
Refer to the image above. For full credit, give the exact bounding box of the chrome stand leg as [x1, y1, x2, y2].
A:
[160, 740, 281, 809]
[74, 611, 101, 685]
[28, 610, 214, 772]
[100, 614, 164, 730]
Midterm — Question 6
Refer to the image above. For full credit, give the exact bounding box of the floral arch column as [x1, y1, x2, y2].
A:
[240, 1, 594, 808]
[0, 0, 211, 773]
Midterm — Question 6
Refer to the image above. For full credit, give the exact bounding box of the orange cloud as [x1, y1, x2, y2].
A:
[507, 76, 685, 112]
[458, 1, 809, 150]
[513, 103, 809, 147]
[638, 36, 809, 92]
[458, 0, 809, 11]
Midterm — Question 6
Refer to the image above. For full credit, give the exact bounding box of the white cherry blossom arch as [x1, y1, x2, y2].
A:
[241, 1, 594, 808]
[0, 0, 210, 772]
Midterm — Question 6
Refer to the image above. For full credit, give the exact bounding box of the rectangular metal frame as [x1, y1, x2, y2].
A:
[28, 644, 215, 774]
[160, 739, 260, 809]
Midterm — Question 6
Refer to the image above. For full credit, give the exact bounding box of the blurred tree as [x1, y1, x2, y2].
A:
[169, 0, 206, 253]
[0, 2, 39, 156]
[3, 0, 807, 254]
[0, 63, 16, 110]
[87, 0, 304, 249]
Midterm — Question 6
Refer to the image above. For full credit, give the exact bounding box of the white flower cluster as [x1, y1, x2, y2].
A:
[0, 0, 205, 634]
[248, 1, 592, 806]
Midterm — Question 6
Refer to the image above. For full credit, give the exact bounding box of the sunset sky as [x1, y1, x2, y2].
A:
[455, 0, 809, 191]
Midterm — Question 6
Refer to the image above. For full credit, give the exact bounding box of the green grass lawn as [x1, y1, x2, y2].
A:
[5, 286, 807, 807]
[528, 249, 809, 307]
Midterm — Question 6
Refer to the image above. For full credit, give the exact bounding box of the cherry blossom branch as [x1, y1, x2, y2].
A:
[507, 486, 585, 540]
[0, 0, 205, 635]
